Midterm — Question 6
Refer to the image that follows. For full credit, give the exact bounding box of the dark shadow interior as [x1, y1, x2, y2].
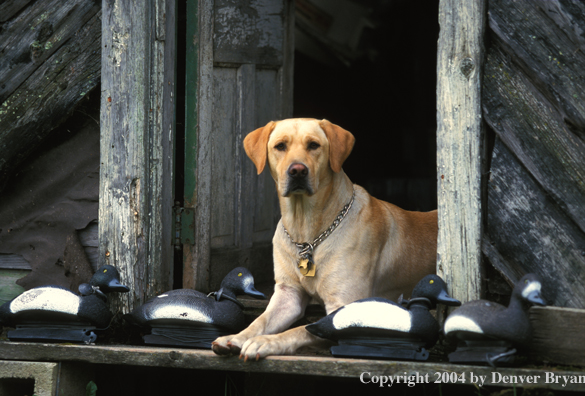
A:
[293, 0, 439, 211]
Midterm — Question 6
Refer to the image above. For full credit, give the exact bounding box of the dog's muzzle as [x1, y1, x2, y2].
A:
[284, 163, 313, 196]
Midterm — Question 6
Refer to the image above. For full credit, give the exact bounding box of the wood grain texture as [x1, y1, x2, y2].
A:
[214, 0, 284, 65]
[184, 0, 214, 291]
[0, 342, 583, 391]
[436, 0, 487, 303]
[100, 0, 176, 312]
[487, 139, 585, 308]
[530, 306, 585, 367]
[184, 0, 293, 292]
[485, 0, 585, 235]
[0, 0, 100, 189]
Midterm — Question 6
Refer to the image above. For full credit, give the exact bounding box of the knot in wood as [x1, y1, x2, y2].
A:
[460, 57, 475, 79]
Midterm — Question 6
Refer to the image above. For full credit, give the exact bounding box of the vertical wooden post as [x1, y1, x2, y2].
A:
[436, 0, 486, 303]
[100, 0, 176, 312]
[183, 0, 214, 291]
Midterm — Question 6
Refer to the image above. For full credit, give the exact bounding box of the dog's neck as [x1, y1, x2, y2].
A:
[279, 171, 354, 243]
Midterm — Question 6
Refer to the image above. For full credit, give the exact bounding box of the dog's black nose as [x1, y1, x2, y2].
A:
[288, 163, 308, 178]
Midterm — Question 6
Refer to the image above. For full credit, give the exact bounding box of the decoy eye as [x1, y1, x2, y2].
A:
[238, 272, 242, 277]
[103, 269, 107, 273]
[429, 280, 434, 284]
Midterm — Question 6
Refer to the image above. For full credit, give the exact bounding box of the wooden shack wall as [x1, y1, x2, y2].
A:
[482, 0, 585, 308]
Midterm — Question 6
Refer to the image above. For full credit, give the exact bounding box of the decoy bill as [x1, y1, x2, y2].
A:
[125, 267, 266, 348]
[0, 265, 129, 344]
[306, 274, 460, 360]
[443, 273, 546, 367]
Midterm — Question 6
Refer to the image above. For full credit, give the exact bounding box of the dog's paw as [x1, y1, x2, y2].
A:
[239, 334, 290, 361]
[211, 335, 246, 356]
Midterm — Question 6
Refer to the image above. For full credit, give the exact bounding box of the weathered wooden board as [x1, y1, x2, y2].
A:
[487, 139, 585, 308]
[485, 0, 585, 235]
[185, 0, 294, 292]
[210, 67, 238, 248]
[0, 0, 101, 189]
[436, 0, 487, 303]
[530, 306, 585, 367]
[100, 0, 176, 312]
[0, 342, 584, 391]
[0, 0, 33, 22]
[214, 0, 285, 65]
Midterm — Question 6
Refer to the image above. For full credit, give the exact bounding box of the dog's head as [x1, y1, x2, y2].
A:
[243, 119, 355, 197]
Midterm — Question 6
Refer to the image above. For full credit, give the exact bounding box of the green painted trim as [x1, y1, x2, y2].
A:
[184, 0, 199, 207]
[0, 269, 28, 303]
[180, 208, 196, 245]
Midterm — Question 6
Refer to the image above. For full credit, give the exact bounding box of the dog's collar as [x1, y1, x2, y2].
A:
[283, 187, 356, 277]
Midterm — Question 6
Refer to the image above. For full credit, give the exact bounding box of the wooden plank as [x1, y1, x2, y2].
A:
[0, 0, 100, 189]
[100, 0, 176, 312]
[0, 342, 583, 391]
[0, 269, 28, 303]
[436, 0, 487, 303]
[483, 24, 585, 235]
[487, 139, 585, 308]
[0, 0, 33, 22]
[210, 67, 237, 248]
[253, 69, 279, 241]
[530, 306, 585, 367]
[184, 0, 214, 292]
[236, 64, 257, 249]
[214, 0, 285, 66]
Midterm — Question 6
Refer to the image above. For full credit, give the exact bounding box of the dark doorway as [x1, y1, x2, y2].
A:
[293, 0, 439, 211]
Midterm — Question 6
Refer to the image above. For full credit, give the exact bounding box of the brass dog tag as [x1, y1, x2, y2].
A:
[298, 258, 316, 277]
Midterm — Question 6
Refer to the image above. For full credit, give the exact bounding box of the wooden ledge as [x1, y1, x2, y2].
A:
[0, 342, 584, 391]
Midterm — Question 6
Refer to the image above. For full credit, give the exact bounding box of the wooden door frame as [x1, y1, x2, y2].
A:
[98, 0, 487, 311]
[436, 0, 487, 303]
[182, 0, 295, 292]
[99, 0, 177, 312]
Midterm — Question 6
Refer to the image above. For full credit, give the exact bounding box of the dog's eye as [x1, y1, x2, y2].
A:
[275, 142, 286, 151]
[308, 142, 320, 150]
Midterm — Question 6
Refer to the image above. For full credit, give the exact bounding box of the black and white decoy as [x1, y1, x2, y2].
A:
[305, 274, 461, 360]
[0, 265, 129, 344]
[443, 273, 546, 367]
[125, 267, 266, 348]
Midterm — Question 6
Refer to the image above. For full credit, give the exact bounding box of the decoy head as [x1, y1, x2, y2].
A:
[514, 273, 546, 307]
[216, 267, 266, 301]
[410, 274, 461, 309]
[88, 265, 130, 294]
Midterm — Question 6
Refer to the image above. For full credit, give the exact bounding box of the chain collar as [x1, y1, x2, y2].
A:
[283, 187, 355, 275]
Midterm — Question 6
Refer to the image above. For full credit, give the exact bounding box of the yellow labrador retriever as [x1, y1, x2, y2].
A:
[212, 118, 437, 360]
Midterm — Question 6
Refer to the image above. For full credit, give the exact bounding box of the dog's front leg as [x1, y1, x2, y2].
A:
[239, 325, 334, 361]
[212, 283, 308, 356]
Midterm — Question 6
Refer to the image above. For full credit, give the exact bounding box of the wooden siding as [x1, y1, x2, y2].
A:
[0, 0, 100, 190]
[483, 0, 585, 308]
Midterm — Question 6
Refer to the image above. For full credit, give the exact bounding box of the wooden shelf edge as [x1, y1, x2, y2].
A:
[0, 342, 584, 391]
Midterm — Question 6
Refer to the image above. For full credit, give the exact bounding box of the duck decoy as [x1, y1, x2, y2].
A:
[305, 274, 461, 360]
[0, 265, 129, 344]
[125, 267, 266, 348]
[443, 273, 546, 367]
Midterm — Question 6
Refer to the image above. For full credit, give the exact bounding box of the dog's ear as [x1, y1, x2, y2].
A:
[244, 121, 276, 174]
[319, 120, 355, 173]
